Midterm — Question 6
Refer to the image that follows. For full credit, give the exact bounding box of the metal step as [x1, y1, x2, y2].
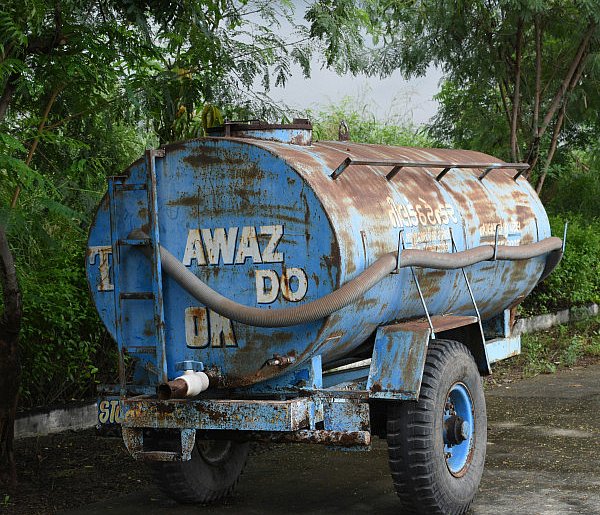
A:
[118, 238, 151, 246]
[113, 182, 147, 191]
[120, 292, 154, 300]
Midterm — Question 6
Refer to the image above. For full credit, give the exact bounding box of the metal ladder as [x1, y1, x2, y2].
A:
[107, 149, 168, 390]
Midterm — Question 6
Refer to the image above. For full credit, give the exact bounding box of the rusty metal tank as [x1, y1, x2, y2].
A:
[86, 121, 551, 389]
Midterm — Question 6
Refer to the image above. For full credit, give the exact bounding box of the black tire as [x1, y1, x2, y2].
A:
[387, 339, 487, 515]
[151, 436, 249, 504]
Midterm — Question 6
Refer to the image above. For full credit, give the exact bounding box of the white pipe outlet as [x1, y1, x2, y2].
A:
[179, 370, 210, 397]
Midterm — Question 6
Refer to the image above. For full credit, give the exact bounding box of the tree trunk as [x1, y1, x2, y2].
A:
[0, 225, 22, 489]
[535, 47, 589, 194]
[525, 21, 595, 177]
[525, 16, 543, 173]
[0, 73, 19, 123]
[537, 22, 595, 139]
[535, 103, 565, 195]
[510, 19, 523, 163]
[532, 16, 542, 142]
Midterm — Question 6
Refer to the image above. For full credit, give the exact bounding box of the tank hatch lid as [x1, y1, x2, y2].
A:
[206, 118, 312, 146]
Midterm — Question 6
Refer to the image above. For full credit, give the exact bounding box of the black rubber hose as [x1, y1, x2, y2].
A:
[129, 230, 562, 328]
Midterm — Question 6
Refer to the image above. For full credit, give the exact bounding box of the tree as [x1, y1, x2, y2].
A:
[0, 0, 380, 484]
[0, 225, 21, 489]
[371, 0, 600, 193]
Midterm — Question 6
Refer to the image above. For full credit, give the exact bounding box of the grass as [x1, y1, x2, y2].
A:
[488, 316, 600, 386]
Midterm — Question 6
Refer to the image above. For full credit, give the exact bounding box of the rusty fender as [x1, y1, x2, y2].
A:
[130, 228, 562, 328]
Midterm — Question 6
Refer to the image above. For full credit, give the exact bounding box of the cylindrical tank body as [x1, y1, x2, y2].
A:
[87, 132, 550, 387]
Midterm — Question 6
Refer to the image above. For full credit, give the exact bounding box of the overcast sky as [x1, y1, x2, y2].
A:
[250, 0, 443, 126]
[269, 64, 443, 126]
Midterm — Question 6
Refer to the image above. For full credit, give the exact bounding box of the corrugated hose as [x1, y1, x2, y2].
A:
[129, 229, 562, 328]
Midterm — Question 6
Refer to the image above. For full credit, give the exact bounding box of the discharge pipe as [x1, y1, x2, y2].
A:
[129, 229, 562, 329]
[157, 368, 210, 400]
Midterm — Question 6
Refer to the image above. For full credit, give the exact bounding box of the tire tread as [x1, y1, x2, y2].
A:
[386, 339, 485, 515]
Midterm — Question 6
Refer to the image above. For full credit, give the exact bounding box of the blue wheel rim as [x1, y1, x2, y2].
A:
[443, 382, 475, 476]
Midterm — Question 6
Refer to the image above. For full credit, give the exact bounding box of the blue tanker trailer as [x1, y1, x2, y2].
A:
[88, 119, 563, 514]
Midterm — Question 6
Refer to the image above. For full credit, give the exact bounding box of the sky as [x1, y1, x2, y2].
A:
[269, 64, 443, 126]
[252, 1, 444, 127]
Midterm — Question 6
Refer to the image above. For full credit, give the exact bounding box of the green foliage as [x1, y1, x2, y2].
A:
[429, 80, 524, 161]
[0, 1, 383, 409]
[370, 0, 600, 188]
[545, 157, 600, 221]
[17, 235, 114, 407]
[524, 215, 600, 314]
[517, 317, 600, 377]
[311, 97, 435, 147]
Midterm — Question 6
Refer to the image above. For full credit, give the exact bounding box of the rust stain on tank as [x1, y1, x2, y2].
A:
[168, 194, 199, 207]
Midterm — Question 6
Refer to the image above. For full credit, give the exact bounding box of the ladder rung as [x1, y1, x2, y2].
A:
[119, 238, 151, 246]
[114, 182, 147, 191]
[120, 292, 154, 300]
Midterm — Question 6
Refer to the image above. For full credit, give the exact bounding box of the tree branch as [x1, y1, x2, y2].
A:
[10, 86, 63, 208]
[534, 46, 589, 193]
[538, 22, 596, 139]
[536, 102, 565, 194]
[499, 79, 512, 129]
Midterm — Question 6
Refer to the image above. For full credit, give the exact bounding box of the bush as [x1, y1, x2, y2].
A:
[518, 317, 600, 377]
[311, 97, 435, 147]
[16, 232, 115, 408]
[523, 215, 600, 314]
[545, 171, 600, 221]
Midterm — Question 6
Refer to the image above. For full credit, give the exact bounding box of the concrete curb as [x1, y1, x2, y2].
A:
[14, 303, 599, 439]
[15, 402, 97, 440]
[513, 303, 599, 336]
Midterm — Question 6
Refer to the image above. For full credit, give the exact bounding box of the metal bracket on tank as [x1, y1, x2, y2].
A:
[448, 228, 487, 345]
[492, 224, 500, 261]
[393, 229, 405, 274]
[395, 229, 436, 339]
[329, 158, 529, 182]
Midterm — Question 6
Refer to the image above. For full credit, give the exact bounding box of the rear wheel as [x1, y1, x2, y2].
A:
[152, 436, 249, 504]
[387, 339, 486, 514]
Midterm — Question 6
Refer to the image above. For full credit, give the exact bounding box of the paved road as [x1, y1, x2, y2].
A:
[64, 365, 600, 514]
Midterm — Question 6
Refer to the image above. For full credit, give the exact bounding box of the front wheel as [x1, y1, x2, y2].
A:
[151, 436, 249, 504]
[387, 339, 487, 514]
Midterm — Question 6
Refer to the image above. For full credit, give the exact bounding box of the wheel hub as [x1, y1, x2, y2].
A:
[444, 415, 469, 445]
[443, 382, 475, 476]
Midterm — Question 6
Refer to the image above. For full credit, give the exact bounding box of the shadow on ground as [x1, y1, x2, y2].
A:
[3, 365, 600, 515]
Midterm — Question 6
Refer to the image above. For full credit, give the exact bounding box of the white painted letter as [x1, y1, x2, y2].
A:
[255, 269, 280, 304]
[260, 225, 284, 263]
[209, 311, 237, 348]
[201, 227, 238, 265]
[182, 229, 207, 266]
[88, 246, 114, 291]
[281, 268, 308, 302]
[235, 226, 262, 264]
[185, 307, 209, 348]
